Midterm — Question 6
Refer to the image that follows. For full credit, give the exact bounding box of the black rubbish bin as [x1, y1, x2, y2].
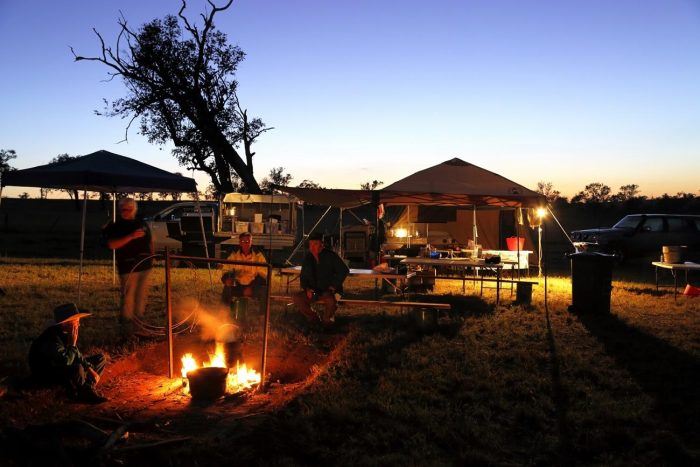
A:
[568, 252, 615, 313]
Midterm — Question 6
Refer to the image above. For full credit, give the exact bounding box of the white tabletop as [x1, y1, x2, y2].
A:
[652, 261, 700, 271]
[400, 257, 504, 268]
[280, 266, 408, 279]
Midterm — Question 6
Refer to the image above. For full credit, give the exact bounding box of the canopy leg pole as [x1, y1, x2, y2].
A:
[78, 190, 88, 304]
[538, 225, 543, 278]
[339, 208, 344, 258]
[407, 205, 411, 248]
[285, 205, 332, 265]
[112, 195, 116, 286]
[516, 210, 522, 280]
[472, 206, 478, 252]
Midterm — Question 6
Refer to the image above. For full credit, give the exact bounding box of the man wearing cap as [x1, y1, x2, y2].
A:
[221, 232, 268, 315]
[293, 232, 350, 324]
[28, 303, 108, 404]
[102, 197, 154, 338]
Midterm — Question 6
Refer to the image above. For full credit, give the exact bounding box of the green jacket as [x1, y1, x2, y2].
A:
[28, 325, 91, 379]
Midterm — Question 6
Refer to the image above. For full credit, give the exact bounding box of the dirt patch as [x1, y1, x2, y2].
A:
[0, 322, 350, 464]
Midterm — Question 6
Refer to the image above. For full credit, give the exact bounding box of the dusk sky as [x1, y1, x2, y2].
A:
[1, 0, 699, 199]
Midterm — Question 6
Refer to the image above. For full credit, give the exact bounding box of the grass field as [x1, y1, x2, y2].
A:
[1, 254, 699, 465]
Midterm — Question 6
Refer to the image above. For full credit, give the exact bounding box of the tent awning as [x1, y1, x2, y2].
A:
[275, 158, 545, 208]
[2, 150, 197, 193]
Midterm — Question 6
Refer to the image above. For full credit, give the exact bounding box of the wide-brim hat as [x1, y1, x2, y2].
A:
[53, 303, 91, 325]
[308, 231, 324, 242]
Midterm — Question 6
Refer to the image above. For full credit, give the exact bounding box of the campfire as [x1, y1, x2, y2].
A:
[181, 342, 261, 399]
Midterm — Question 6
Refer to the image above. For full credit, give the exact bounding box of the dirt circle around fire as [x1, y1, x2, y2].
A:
[1, 322, 349, 434]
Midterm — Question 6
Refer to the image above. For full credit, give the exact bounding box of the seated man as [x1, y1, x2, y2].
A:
[221, 232, 268, 315]
[28, 303, 108, 404]
[293, 232, 350, 324]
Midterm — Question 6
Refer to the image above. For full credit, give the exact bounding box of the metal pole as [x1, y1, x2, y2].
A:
[166, 248, 174, 379]
[516, 208, 522, 280]
[78, 190, 88, 304]
[112, 195, 116, 285]
[538, 225, 543, 278]
[260, 264, 273, 390]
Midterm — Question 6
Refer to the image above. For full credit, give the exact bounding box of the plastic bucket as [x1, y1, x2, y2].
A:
[506, 236, 525, 251]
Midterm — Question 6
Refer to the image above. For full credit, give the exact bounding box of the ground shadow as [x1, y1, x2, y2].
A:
[576, 310, 700, 446]
[544, 304, 574, 465]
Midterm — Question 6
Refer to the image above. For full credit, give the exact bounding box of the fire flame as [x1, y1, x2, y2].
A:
[180, 342, 261, 394]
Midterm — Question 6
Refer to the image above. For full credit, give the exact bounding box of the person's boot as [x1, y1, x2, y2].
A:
[298, 304, 320, 323]
[321, 306, 336, 326]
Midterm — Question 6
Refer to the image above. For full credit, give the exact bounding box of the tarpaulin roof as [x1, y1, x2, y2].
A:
[277, 158, 545, 208]
[2, 149, 197, 193]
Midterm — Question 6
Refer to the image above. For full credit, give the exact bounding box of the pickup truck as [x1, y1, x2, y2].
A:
[571, 213, 700, 262]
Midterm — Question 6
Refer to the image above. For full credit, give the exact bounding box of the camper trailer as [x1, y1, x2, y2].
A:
[145, 193, 299, 264]
[217, 193, 298, 254]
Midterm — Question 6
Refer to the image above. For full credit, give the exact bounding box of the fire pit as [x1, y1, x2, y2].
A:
[186, 366, 228, 400]
[180, 344, 261, 400]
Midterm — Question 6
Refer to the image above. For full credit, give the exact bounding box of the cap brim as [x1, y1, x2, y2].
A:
[55, 312, 91, 325]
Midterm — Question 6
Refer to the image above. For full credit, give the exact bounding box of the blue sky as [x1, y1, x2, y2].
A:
[1, 0, 699, 198]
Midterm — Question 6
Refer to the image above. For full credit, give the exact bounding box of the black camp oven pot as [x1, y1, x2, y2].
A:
[186, 366, 228, 400]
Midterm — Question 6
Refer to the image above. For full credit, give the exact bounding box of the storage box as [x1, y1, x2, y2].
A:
[254, 213, 263, 223]
[235, 221, 249, 233]
[251, 222, 264, 234]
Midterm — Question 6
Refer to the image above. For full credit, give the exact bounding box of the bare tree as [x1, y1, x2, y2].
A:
[72, 0, 271, 194]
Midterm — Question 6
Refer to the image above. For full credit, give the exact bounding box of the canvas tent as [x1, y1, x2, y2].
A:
[277, 158, 545, 256]
[278, 158, 544, 209]
[1, 150, 197, 300]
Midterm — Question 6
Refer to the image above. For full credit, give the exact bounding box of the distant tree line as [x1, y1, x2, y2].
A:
[537, 181, 700, 213]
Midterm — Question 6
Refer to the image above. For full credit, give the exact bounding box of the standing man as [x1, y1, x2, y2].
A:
[102, 197, 154, 339]
[28, 303, 108, 404]
[293, 232, 350, 324]
[221, 232, 268, 314]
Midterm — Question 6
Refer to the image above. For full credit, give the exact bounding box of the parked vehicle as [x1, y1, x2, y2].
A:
[571, 214, 700, 262]
[144, 201, 219, 254]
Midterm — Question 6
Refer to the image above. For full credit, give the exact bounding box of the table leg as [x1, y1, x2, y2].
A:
[673, 270, 678, 301]
[655, 266, 659, 292]
[496, 268, 500, 305]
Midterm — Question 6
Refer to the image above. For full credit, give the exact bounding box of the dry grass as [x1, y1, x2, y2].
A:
[1, 258, 700, 465]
